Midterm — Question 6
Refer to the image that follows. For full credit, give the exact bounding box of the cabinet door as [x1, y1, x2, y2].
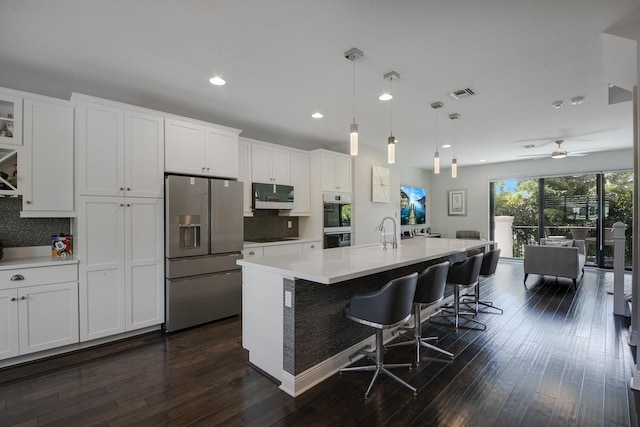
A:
[22, 98, 74, 215]
[164, 118, 205, 175]
[0, 289, 19, 360]
[204, 127, 238, 179]
[238, 140, 253, 216]
[334, 156, 352, 193]
[76, 100, 125, 196]
[290, 151, 310, 215]
[321, 153, 338, 192]
[78, 196, 126, 341]
[251, 144, 272, 183]
[125, 110, 164, 198]
[18, 282, 79, 355]
[0, 93, 22, 146]
[271, 148, 291, 184]
[124, 198, 164, 331]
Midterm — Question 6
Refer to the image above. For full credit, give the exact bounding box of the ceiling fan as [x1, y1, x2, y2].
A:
[517, 140, 592, 160]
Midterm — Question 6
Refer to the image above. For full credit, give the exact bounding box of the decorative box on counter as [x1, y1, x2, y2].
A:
[51, 234, 73, 259]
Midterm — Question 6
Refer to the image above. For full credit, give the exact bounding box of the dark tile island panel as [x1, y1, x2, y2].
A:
[0, 196, 71, 247]
[244, 210, 298, 241]
[283, 253, 464, 375]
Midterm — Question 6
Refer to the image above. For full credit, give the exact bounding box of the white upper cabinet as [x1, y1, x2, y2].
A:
[124, 110, 164, 198]
[165, 117, 240, 179]
[238, 139, 253, 216]
[321, 151, 352, 193]
[289, 151, 310, 215]
[76, 99, 124, 197]
[21, 97, 74, 216]
[0, 91, 22, 146]
[251, 143, 290, 185]
[75, 96, 164, 198]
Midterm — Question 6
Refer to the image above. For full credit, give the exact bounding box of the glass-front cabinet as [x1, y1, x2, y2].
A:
[0, 94, 22, 146]
[0, 147, 18, 196]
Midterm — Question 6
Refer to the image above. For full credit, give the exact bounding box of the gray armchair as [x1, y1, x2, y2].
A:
[523, 239, 585, 290]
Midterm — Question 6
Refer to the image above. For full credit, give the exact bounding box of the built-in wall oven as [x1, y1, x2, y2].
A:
[323, 192, 352, 248]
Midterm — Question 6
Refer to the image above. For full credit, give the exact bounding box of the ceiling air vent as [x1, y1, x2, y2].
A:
[447, 87, 477, 100]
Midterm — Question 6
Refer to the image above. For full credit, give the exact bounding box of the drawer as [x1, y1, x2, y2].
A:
[0, 264, 78, 290]
[302, 241, 321, 252]
[242, 247, 264, 258]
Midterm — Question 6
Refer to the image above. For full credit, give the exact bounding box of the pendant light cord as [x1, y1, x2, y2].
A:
[352, 59, 356, 124]
[390, 77, 393, 136]
[435, 109, 439, 150]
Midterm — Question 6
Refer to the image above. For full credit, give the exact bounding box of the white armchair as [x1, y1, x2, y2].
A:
[523, 239, 586, 290]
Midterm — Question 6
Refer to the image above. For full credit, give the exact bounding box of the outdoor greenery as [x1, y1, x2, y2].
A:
[493, 171, 633, 265]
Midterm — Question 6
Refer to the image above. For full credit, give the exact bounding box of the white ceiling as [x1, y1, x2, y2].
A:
[1, 1, 638, 169]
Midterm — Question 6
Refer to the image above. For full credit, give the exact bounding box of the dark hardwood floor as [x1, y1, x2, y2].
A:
[1, 261, 639, 426]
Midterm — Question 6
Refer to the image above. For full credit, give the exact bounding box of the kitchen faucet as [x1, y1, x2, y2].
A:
[376, 216, 398, 250]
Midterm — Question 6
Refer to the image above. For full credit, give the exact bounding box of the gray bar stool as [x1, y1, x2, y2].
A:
[386, 261, 454, 365]
[463, 248, 503, 314]
[339, 272, 418, 399]
[430, 253, 485, 330]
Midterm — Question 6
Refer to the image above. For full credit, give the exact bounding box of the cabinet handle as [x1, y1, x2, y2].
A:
[127, 203, 131, 207]
[10, 274, 24, 281]
[249, 250, 255, 255]
[10, 297, 16, 302]
[310, 245, 315, 248]
[206, 168, 210, 172]
[120, 203, 124, 207]
[25, 200, 31, 204]
[127, 187, 131, 191]
[202, 167, 206, 172]
[20, 296, 26, 300]
[120, 187, 124, 191]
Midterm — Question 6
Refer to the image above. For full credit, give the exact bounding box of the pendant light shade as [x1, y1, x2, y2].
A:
[350, 122, 358, 156]
[449, 113, 460, 179]
[345, 48, 363, 156]
[431, 101, 443, 174]
[383, 71, 399, 164]
[388, 136, 396, 164]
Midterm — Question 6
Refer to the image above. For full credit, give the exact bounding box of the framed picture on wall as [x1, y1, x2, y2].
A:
[448, 189, 466, 216]
[400, 186, 426, 225]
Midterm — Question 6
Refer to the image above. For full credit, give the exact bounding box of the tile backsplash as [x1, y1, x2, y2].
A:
[244, 210, 298, 241]
[0, 197, 71, 247]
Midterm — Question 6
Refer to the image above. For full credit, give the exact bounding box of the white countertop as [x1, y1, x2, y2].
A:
[237, 237, 490, 284]
[243, 237, 322, 249]
[0, 256, 78, 270]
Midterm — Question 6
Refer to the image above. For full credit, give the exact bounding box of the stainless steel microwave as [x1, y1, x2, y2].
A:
[252, 183, 294, 209]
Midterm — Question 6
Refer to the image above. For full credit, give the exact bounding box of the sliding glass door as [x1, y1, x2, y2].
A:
[491, 170, 632, 269]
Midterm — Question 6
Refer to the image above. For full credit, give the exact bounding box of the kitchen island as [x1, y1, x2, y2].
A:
[237, 237, 490, 397]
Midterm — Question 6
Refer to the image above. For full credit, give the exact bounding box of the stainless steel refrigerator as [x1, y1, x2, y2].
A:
[164, 175, 243, 332]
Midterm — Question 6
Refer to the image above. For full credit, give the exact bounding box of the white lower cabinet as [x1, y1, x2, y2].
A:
[0, 265, 79, 361]
[263, 243, 302, 257]
[243, 240, 321, 260]
[302, 241, 321, 252]
[77, 196, 163, 342]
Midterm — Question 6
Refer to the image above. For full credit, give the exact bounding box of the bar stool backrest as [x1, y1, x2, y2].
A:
[414, 261, 450, 305]
[480, 248, 501, 277]
[447, 253, 483, 287]
[346, 272, 418, 327]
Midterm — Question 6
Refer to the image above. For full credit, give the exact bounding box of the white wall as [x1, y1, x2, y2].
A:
[352, 144, 430, 245]
[429, 148, 633, 239]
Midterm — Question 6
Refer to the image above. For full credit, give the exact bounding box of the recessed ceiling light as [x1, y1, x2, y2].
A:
[442, 144, 451, 148]
[552, 100, 564, 108]
[378, 93, 393, 101]
[312, 112, 324, 119]
[570, 96, 585, 105]
[209, 76, 226, 86]
[479, 159, 486, 162]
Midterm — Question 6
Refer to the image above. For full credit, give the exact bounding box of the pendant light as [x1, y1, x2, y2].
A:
[383, 71, 399, 164]
[430, 101, 443, 174]
[345, 48, 363, 156]
[449, 113, 460, 178]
